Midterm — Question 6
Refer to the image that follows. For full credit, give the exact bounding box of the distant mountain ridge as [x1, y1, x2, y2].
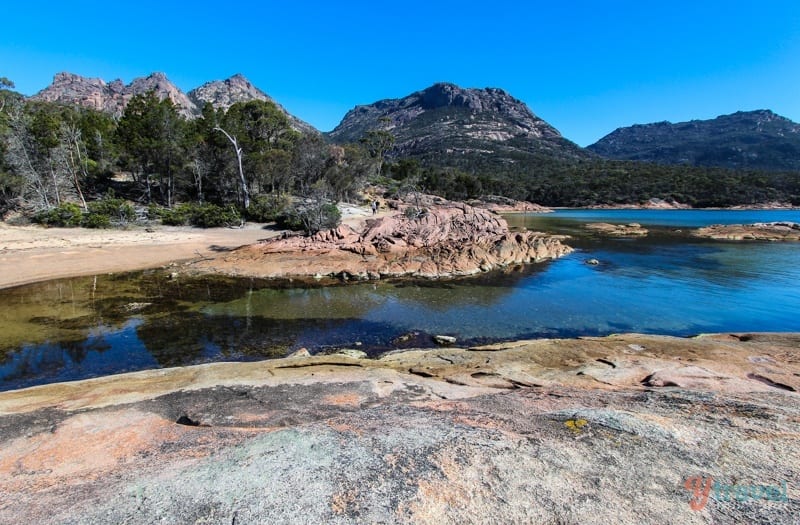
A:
[588, 110, 800, 171]
[328, 82, 588, 165]
[28, 73, 800, 174]
[31, 71, 317, 133]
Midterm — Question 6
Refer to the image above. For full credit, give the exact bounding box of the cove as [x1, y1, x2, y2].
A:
[1, 208, 799, 391]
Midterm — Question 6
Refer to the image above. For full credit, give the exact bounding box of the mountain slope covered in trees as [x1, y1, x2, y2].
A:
[588, 110, 800, 171]
[2, 73, 799, 219]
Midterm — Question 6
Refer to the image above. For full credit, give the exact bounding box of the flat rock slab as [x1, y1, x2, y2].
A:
[585, 222, 649, 236]
[692, 222, 800, 241]
[0, 333, 798, 524]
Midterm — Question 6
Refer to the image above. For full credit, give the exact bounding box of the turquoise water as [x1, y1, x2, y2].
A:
[1, 209, 799, 391]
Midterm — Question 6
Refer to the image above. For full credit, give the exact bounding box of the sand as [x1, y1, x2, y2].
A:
[0, 222, 281, 289]
[0, 205, 383, 289]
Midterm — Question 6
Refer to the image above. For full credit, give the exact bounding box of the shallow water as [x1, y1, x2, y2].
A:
[1, 209, 799, 391]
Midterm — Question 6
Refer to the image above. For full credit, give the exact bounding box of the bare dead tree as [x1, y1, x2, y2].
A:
[213, 126, 250, 209]
[61, 123, 88, 210]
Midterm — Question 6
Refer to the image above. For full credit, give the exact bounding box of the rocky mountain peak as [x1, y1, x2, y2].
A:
[328, 82, 568, 150]
[127, 72, 195, 117]
[29, 72, 317, 133]
[187, 74, 317, 134]
[417, 82, 514, 113]
[187, 74, 268, 112]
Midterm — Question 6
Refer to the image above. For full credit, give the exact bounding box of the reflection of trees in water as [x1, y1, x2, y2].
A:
[135, 311, 367, 367]
[0, 336, 113, 391]
[385, 265, 545, 310]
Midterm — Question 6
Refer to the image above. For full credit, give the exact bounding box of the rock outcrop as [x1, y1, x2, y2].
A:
[187, 73, 317, 133]
[31, 72, 317, 132]
[1, 332, 797, 524]
[692, 222, 800, 241]
[465, 195, 552, 213]
[585, 222, 649, 236]
[32, 71, 196, 118]
[192, 197, 572, 280]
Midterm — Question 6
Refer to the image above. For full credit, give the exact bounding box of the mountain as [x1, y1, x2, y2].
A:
[328, 82, 589, 166]
[187, 74, 316, 134]
[31, 72, 196, 119]
[30, 72, 316, 133]
[588, 110, 800, 171]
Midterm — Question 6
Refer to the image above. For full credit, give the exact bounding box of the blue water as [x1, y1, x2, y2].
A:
[1, 209, 799, 390]
[543, 208, 800, 228]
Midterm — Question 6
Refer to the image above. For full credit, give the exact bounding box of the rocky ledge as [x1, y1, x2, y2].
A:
[692, 222, 800, 241]
[465, 195, 552, 213]
[191, 196, 572, 280]
[585, 222, 649, 236]
[0, 333, 797, 524]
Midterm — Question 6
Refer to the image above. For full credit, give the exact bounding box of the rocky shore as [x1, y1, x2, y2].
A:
[692, 222, 800, 241]
[0, 332, 797, 524]
[188, 196, 572, 280]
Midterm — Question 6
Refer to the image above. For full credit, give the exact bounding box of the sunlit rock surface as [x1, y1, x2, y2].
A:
[190, 196, 572, 280]
[692, 222, 800, 241]
[0, 333, 798, 524]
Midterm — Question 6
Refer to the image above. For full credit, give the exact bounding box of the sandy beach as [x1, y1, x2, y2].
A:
[0, 222, 281, 289]
[0, 205, 379, 289]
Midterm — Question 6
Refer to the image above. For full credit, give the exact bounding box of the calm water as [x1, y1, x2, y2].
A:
[2, 209, 799, 391]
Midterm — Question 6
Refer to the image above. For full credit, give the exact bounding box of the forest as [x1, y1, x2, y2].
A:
[1, 77, 798, 234]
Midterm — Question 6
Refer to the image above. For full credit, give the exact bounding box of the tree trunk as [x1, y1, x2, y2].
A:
[214, 126, 250, 209]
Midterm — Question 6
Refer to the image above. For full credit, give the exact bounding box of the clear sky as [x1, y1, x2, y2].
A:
[2, 0, 799, 146]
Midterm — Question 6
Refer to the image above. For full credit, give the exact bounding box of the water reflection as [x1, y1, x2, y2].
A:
[2, 209, 800, 391]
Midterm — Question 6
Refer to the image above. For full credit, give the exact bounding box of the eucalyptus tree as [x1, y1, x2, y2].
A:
[217, 100, 299, 205]
[115, 91, 187, 206]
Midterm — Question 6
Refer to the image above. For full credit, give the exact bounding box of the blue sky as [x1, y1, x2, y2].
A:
[2, 1, 799, 146]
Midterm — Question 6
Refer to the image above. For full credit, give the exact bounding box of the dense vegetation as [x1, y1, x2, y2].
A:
[2, 77, 798, 230]
[387, 152, 800, 207]
[588, 110, 800, 172]
[0, 79, 376, 232]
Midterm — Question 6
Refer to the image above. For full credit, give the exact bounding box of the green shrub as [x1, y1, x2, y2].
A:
[246, 194, 290, 223]
[87, 196, 135, 224]
[81, 213, 111, 229]
[33, 202, 83, 227]
[190, 203, 241, 228]
[277, 200, 341, 234]
[159, 204, 192, 226]
[156, 203, 241, 228]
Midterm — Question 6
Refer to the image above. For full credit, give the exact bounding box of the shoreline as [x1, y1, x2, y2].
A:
[0, 331, 797, 523]
[1, 207, 798, 523]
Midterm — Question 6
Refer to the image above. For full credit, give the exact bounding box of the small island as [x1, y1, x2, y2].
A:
[692, 222, 800, 241]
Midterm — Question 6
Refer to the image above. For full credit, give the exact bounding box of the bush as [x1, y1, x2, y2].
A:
[277, 200, 341, 234]
[157, 204, 191, 226]
[81, 213, 111, 229]
[245, 194, 290, 223]
[87, 196, 135, 224]
[33, 202, 83, 227]
[156, 203, 241, 228]
[190, 203, 241, 228]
